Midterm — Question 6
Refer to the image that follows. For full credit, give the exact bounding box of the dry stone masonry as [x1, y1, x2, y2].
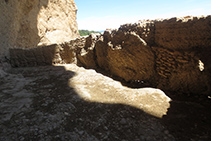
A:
[6, 15, 211, 95]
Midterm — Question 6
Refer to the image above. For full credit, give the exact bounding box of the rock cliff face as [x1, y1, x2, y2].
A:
[0, 0, 79, 60]
[9, 15, 211, 95]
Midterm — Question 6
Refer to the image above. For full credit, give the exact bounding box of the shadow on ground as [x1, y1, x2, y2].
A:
[0, 65, 211, 141]
[161, 91, 211, 141]
[93, 65, 211, 140]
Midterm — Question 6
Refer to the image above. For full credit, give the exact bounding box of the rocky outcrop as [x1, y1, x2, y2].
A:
[0, 0, 79, 60]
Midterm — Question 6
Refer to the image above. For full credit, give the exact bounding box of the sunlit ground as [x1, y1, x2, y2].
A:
[62, 64, 171, 118]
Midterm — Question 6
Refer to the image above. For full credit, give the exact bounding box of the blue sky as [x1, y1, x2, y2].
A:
[75, 0, 211, 31]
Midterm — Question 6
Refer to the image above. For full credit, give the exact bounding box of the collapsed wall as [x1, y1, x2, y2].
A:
[0, 0, 79, 60]
[9, 15, 211, 95]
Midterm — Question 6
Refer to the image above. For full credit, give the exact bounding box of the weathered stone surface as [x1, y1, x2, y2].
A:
[119, 21, 155, 46]
[77, 16, 211, 94]
[155, 16, 211, 50]
[152, 47, 210, 94]
[60, 37, 86, 64]
[0, 0, 79, 59]
[76, 33, 100, 69]
[95, 31, 155, 82]
[10, 44, 62, 67]
[9, 37, 86, 67]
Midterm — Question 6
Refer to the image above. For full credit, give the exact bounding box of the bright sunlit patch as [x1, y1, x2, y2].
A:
[65, 64, 171, 118]
[198, 60, 204, 71]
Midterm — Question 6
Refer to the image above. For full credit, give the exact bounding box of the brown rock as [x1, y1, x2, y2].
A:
[0, 0, 79, 59]
[95, 31, 156, 82]
[76, 33, 100, 69]
[155, 16, 211, 50]
[10, 44, 62, 67]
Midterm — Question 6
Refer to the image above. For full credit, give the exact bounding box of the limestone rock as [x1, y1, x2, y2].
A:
[0, 0, 79, 59]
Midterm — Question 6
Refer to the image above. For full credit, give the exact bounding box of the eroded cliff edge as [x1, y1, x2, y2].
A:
[0, 0, 79, 59]
[9, 16, 211, 95]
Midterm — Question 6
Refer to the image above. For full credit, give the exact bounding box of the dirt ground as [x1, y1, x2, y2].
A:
[0, 64, 211, 141]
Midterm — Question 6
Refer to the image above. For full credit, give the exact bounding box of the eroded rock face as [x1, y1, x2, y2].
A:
[0, 0, 79, 59]
[95, 31, 155, 82]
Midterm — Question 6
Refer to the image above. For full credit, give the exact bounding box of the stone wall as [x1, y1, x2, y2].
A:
[153, 16, 211, 94]
[76, 16, 211, 95]
[9, 15, 211, 95]
[10, 37, 86, 67]
[155, 16, 211, 50]
[0, 0, 79, 60]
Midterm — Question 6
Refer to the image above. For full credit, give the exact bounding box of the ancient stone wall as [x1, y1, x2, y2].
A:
[152, 16, 211, 94]
[155, 16, 211, 50]
[9, 15, 211, 95]
[0, 0, 79, 60]
[10, 37, 86, 67]
[76, 16, 211, 95]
